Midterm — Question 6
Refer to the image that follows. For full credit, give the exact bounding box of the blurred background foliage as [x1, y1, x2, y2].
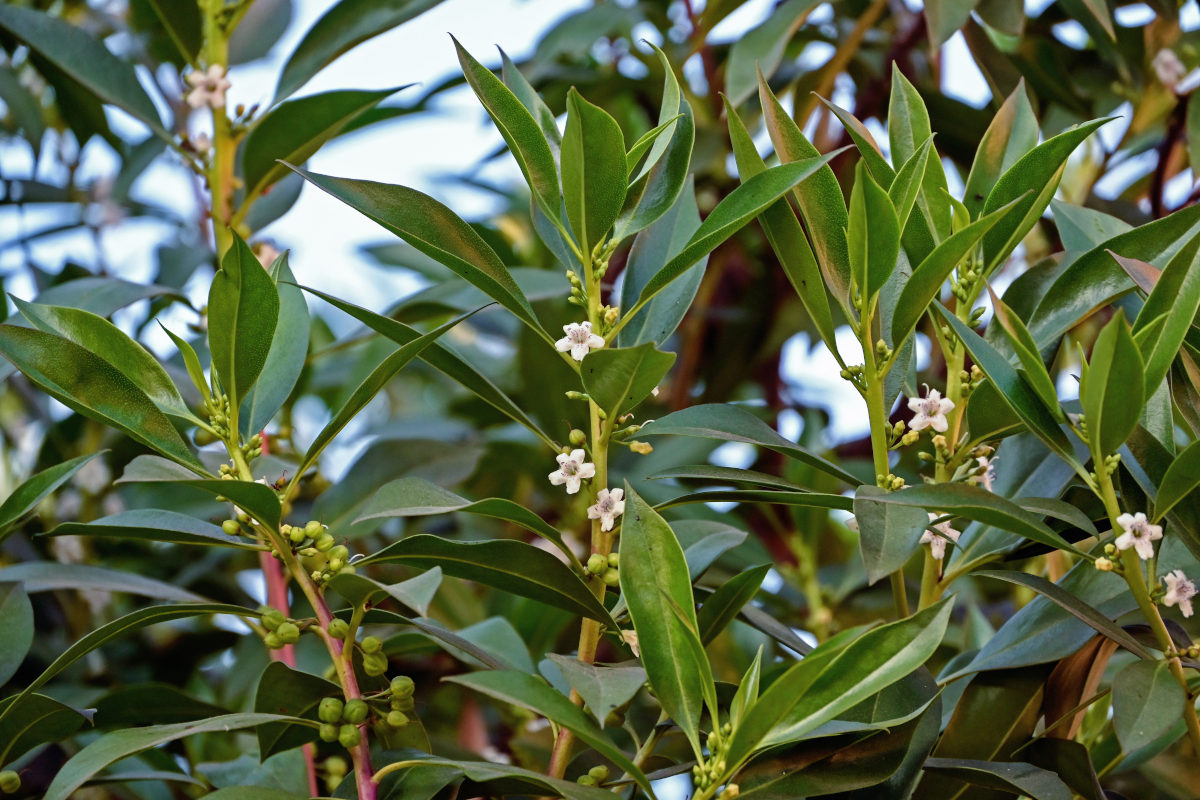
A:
[2, 0, 1200, 797]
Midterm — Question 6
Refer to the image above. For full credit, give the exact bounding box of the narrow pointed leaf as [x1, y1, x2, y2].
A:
[208, 233, 280, 405]
[988, 288, 1061, 414]
[1154, 439, 1200, 522]
[0, 694, 92, 766]
[697, 563, 770, 644]
[0, 584, 33, 687]
[240, 254, 310, 435]
[848, 161, 901, 300]
[46, 509, 258, 549]
[1132, 229, 1200, 402]
[1079, 311, 1143, 456]
[562, 88, 626, 252]
[0, 452, 106, 539]
[963, 80, 1038, 216]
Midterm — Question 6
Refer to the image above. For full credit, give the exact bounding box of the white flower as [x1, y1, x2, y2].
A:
[548, 449, 595, 494]
[1114, 512, 1162, 560]
[1154, 49, 1187, 91]
[555, 321, 605, 361]
[907, 387, 955, 433]
[185, 64, 232, 110]
[1163, 570, 1196, 618]
[587, 488, 625, 532]
[190, 132, 212, 154]
[969, 455, 997, 492]
[920, 512, 960, 560]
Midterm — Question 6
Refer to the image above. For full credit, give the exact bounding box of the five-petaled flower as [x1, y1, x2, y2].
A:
[908, 387, 955, 433]
[920, 512, 960, 560]
[969, 455, 997, 492]
[186, 64, 232, 110]
[587, 488, 625, 532]
[548, 449, 595, 494]
[1114, 511, 1162, 560]
[1163, 569, 1196, 617]
[556, 321, 605, 361]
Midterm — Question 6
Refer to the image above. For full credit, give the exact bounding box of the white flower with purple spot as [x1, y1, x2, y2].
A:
[969, 455, 997, 492]
[587, 488, 625, 532]
[185, 64, 232, 110]
[1163, 570, 1196, 617]
[555, 321, 605, 361]
[908, 387, 955, 433]
[1115, 511, 1162, 560]
[548, 449, 595, 494]
[920, 512, 960, 560]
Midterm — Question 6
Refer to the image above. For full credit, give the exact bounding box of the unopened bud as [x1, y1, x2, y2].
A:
[569, 428, 587, 446]
[1095, 557, 1114, 572]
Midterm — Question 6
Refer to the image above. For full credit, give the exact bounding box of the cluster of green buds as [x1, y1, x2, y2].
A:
[241, 432, 264, 463]
[1094, 543, 1125, 574]
[591, 239, 619, 282]
[322, 756, 349, 794]
[958, 364, 986, 399]
[950, 260, 982, 302]
[598, 304, 620, 336]
[887, 420, 919, 449]
[576, 765, 609, 787]
[377, 675, 417, 731]
[566, 269, 587, 308]
[586, 552, 620, 587]
[318, 696, 368, 749]
[873, 338, 894, 369]
[1170, 642, 1200, 660]
[1090, 452, 1121, 485]
[286, 520, 353, 584]
[260, 606, 302, 649]
[0, 771, 19, 795]
[838, 363, 867, 391]
[361, 635, 388, 677]
[875, 472, 906, 491]
[204, 392, 233, 440]
[692, 721, 734, 792]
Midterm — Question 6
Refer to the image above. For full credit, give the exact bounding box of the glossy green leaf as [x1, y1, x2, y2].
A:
[726, 98, 837, 354]
[14, 299, 191, 419]
[500, 48, 561, 153]
[46, 509, 257, 550]
[1053, 201, 1133, 252]
[160, 324, 210, 403]
[0, 693, 91, 766]
[92, 683, 229, 728]
[455, 38, 562, 223]
[0, 5, 168, 139]
[725, 0, 819, 105]
[371, 754, 618, 800]
[208, 233, 280, 405]
[0, 562, 206, 603]
[1079, 311, 1144, 456]
[117, 455, 281, 528]
[448, 670, 654, 796]
[619, 484, 713, 757]
[638, 403, 858, 484]
[201, 790, 306, 800]
[0, 325, 201, 469]
[44, 713, 309, 800]
[649, 464, 808, 492]
[1112, 659, 1185, 751]
[854, 485, 929, 584]
[925, 0, 978, 45]
[981, 118, 1108, 273]
[561, 88, 626, 253]
[697, 563, 770, 644]
[291, 166, 544, 336]
[921, 758, 1072, 800]
[0, 452, 106, 540]
[581, 343, 675, 419]
[327, 568, 441, 615]
[240, 254, 310, 435]
[848, 161, 901, 300]
[963, 83, 1037, 216]
[274, 0, 442, 99]
[244, 87, 402, 198]
[819, 98, 894, 185]
[356, 476, 571, 558]
[1133, 229, 1200, 403]
[888, 68, 949, 241]
[255, 661, 340, 759]
[0, 583, 33, 687]
[545, 655, 647, 727]
[615, 104, 694, 243]
[889, 136, 935, 231]
[1154, 439, 1200, 522]
[987, 288, 1062, 414]
[360, 534, 614, 626]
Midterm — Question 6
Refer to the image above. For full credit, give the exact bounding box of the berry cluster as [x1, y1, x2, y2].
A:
[260, 606, 301, 650]
[284, 520, 353, 584]
[585, 552, 620, 587]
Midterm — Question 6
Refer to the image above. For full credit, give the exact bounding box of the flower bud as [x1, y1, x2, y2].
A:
[276, 622, 300, 643]
[327, 618, 350, 639]
[361, 635, 383, 654]
[588, 766, 609, 782]
[1095, 557, 1114, 572]
[319, 697, 344, 723]
[363, 652, 388, 676]
[264, 633, 283, 649]
[603, 568, 620, 587]
[577, 775, 597, 787]
[289, 527, 306, 544]
[305, 520, 325, 537]
[315, 534, 335, 552]
[221, 519, 241, 535]
[390, 675, 415, 698]
[338, 723, 361, 749]
[343, 699, 369, 724]
[319, 723, 339, 742]
[330, 545, 350, 561]
[586, 553, 607, 574]
[262, 609, 286, 630]
[387, 709, 409, 728]
[569, 428, 587, 446]
[629, 441, 653, 454]
[607, 553, 619, 568]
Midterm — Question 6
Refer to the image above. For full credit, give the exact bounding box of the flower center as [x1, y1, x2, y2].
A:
[569, 328, 590, 343]
[563, 461, 579, 476]
[921, 398, 941, 415]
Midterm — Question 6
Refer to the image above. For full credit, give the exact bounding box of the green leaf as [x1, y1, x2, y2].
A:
[290, 167, 544, 336]
[255, 661, 340, 759]
[853, 485, 928, 584]
[629, 156, 841, 317]
[545, 655, 647, 727]
[327, 568, 441, 616]
[1053, 200, 1132, 252]
[889, 136, 935, 231]
[300, 307, 479, 476]
[1154, 439, 1200, 522]
[888, 68, 949, 241]
[615, 104, 694, 243]
[0, 694, 91, 766]
[819, 98, 894, 186]
[0, 583, 33, 687]
[208, 233, 280, 405]
[447, 671, 655, 797]
[980, 118, 1108, 273]
[921, 758, 1073, 800]
[725, 99, 837, 355]
[727, 599, 952, 769]
[649, 464, 808, 492]
[697, 563, 770, 644]
[619, 486, 713, 757]
[760, 75, 850, 304]
[299, 285, 555, 448]
[46, 509, 258, 549]
[987, 288, 1062, 414]
[1132, 230, 1200, 403]
[370, 754, 619, 800]
[360, 534, 614, 626]
[160, 324, 210, 403]
[0, 5, 168, 139]
[201, 790, 307, 800]
[117, 455, 282, 528]
[650, 488, 852, 514]
[638, 404, 859, 484]
[240, 254, 310, 435]
[43, 713, 309, 800]
[243, 87, 403, 198]
[0, 562, 206, 603]
[1112, 659, 1185, 751]
[499, 48, 561, 153]
[0, 452, 106, 540]
[848, 161, 901, 300]
[561, 88, 626, 253]
[274, 0, 442, 99]
[925, 0, 978, 45]
[725, 0, 819, 105]
[0, 325, 201, 469]
[356, 476, 572, 560]
[454, 38, 562, 224]
[14, 299, 191, 419]
[581, 343, 675, 419]
[1079, 311, 1144, 456]
[93, 683, 229, 727]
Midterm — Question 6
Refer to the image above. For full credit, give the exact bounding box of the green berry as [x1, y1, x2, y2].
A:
[602, 568, 620, 587]
[222, 519, 241, 535]
[318, 697, 344, 724]
[391, 695, 415, 712]
[316, 534, 335, 552]
[327, 618, 349, 639]
[607, 552, 619, 568]
[363, 652, 388, 677]
[586, 553, 606, 574]
[588, 766, 609, 782]
[390, 675, 415, 698]
[328, 558, 345, 572]
[338, 724, 361, 749]
[387, 709, 409, 728]
[276, 622, 301, 643]
[319, 723, 339, 742]
[305, 520, 325, 537]
[330, 545, 349, 561]
[342, 699, 369, 724]
[577, 775, 597, 787]
[262, 609, 286, 630]
[0, 772, 18, 794]
[264, 633, 283, 649]
[289, 526, 306, 544]
[361, 635, 382, 654]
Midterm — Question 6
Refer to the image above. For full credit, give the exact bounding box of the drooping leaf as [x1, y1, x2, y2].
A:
[369, 754, 619, 800]
[0, 452, 106, 540]
[921, 758, 1073, 800]
[0, 693, 92, 766]
[46, 509, 257, 549]
[327, 568, 442, 616]
[853, 485, 929, 584]
[117, 455, 281, 528]
[0, 562, 207, 603]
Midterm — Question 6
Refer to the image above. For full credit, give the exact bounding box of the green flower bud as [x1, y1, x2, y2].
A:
[391, 695, 415, 712]
[276, 622, 301, 643]
[298, 547, 319, 557]
[588, 765, 609, 782]
[363, 652, 388, 677]
[607, 552, 619, 568]
[319, 723, 339, 742]
[338, 723, 361, 749]
[316, 534, 335, 552]
[264, 633, 283, 649]
[390, 675, 415, 698]
[602, 568, 620, 587]
[342, 699, 369, 724]
[577, 775, 597, 787]
[289, 526, 306, 544]
[327, 618, 350, 639]
[262, 609, 286, 630]
[330, 545, 349, 561]
[0, 772, 19, 794]
[387, 709, 409, 728]
[305, 520, 325, 537]
[361, 635, 382, 654]
[318, 697, 344, 723]
[221, 519, 241, 535]
[569, 428, 587, 446]
[328, 558, 346, 572]
[325, 755, 348, 778]
[586, 553, 606, 575]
